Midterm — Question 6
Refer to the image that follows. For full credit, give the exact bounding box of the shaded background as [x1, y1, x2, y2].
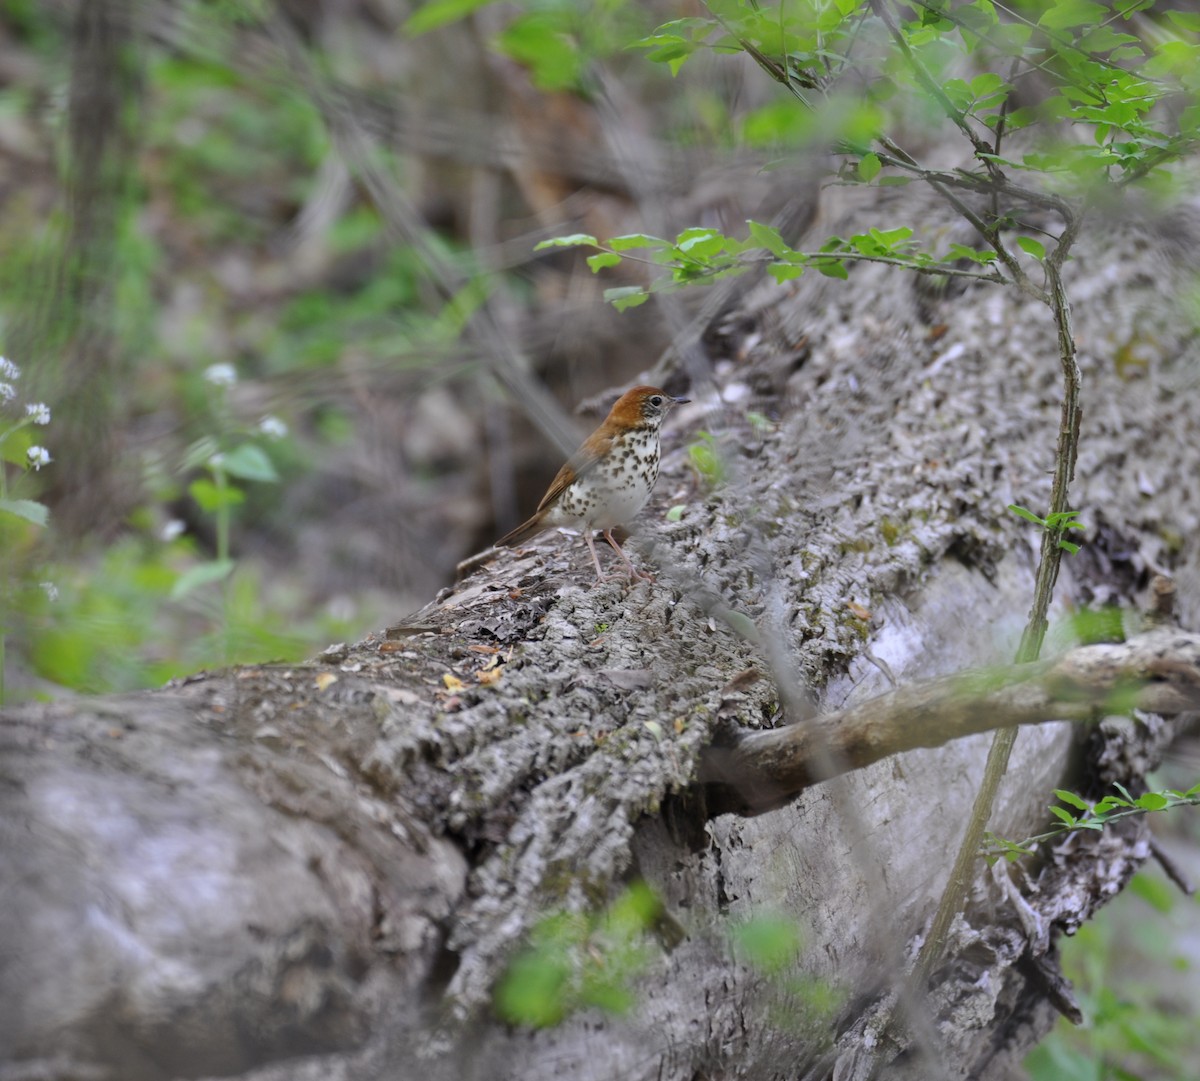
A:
[1, 0, 817, 695]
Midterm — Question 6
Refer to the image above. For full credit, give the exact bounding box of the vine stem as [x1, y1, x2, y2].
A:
[910, 252, 1083, 993]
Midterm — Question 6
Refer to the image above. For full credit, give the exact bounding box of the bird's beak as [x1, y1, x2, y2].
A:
[671, 396, 690, 406]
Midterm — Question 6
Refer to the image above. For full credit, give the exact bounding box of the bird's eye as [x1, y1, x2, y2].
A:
[649, 395, 663, 407]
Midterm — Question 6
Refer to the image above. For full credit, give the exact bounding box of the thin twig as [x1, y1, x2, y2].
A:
[1150, 836, 1197, 896]
[869, 0, 999, 174]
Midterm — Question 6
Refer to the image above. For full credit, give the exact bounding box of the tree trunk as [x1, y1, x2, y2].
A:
[4, 179, 1199, 1081]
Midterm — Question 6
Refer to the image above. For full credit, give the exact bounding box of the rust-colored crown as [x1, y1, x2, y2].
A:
[603, 385, 686, 430]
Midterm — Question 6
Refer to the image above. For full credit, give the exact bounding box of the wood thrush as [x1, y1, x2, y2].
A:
[495, 385, 689, 582]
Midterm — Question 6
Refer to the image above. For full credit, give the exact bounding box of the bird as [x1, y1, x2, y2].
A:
[495, 385, 689, 583]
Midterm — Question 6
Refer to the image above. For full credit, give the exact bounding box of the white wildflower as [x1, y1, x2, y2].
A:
[160, 519, 186, 542]
[40, 581, 59, 602]
[26, 445, 52, 470]
[25, 402, 51, 425]
[208, 452, 226, 469]
[258, 414, 288, 439]
[203, 363, 238, 387]
[0, 357, 18, 380]
[0, 382, 14, 403]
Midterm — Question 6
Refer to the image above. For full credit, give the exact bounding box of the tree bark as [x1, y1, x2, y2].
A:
[17, 0, 144, 539]
[4, 179, 1200, 1081]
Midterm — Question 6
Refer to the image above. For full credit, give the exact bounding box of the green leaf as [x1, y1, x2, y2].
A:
[969, 72, 1005, 98]
[1054, 789, 1091, 811]
[634, 34, 700, 75]
[665, 504, 686, 522]
[189, 477, 245, 513]
[221, 444, 279, 484]
[1039, 0, 1106, 30]
[942, 77, 972, 112]
[1049, 806, 1078, 826]
[1166, 8, 1200, 32]
[0, 427, 33, 467]
[675, 227, 726, 259]
[535, 233, 599, 251]
[1017, 236, 1046, 261]
[868, 225, 914, 249]
[687, 433, 725, 487]
[496, 14, 582, 91]
[1128, 870, 1176, 913]
[858, 152, 881, 182]
[946, 243, 998, 264]
[586, 251, 622, 273]
[608, 883, 660, 939]
[631, 17, 712, 63]
[608, 233, 670, 252]
[1007, 504, 1046, 526]
[170, 559, 236, 600]
[815, 259, 848, 280]
[604, 286, 650, 312]
[493, 946, 570, 1027]
[733, 916, 803, 974]
[1078, 26, 1140, 52]
[581, 980, 635, 1014]
[1057, 539, 1081, 555]
[767, 261, 806, 283]
[1135, 791, 1169, 811]
[747, 220, 790, 257]
[404, 0, 498, 35]
[0, 497, 49, 527]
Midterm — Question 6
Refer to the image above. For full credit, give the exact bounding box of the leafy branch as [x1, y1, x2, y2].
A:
[536, 223, 1009, 312]
[985, 783, 1200, 863]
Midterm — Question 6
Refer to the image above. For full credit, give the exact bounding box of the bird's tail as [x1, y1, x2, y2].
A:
[495, 513, 546, 548]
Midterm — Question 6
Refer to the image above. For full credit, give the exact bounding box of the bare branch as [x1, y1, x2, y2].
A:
[700, 628, 1200, 816]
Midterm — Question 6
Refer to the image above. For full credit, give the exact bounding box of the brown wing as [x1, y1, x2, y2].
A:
[496, 428, 616, 547]
[535, 428, 614, 512]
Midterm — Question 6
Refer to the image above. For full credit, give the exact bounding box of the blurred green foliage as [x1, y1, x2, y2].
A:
[18, 535, 360, 693]
[146, 53, 327, 242]
[1025, 869, 1200, 1081]
[0, 8, 401, 701]
[494, 881, 663, 1027]
[733, 913, 843, 1043]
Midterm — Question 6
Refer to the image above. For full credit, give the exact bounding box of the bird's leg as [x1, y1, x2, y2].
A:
[603, 529, 653, 582]
[584, 531, 613, 584]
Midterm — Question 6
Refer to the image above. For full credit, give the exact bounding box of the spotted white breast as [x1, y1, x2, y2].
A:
[547, 426, 661, 531]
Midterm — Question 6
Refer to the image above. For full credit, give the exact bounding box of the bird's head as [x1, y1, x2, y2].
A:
[609, 385, 690, 429]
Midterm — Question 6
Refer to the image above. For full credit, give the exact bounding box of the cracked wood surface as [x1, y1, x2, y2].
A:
[4, 181, 1200, 1081]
